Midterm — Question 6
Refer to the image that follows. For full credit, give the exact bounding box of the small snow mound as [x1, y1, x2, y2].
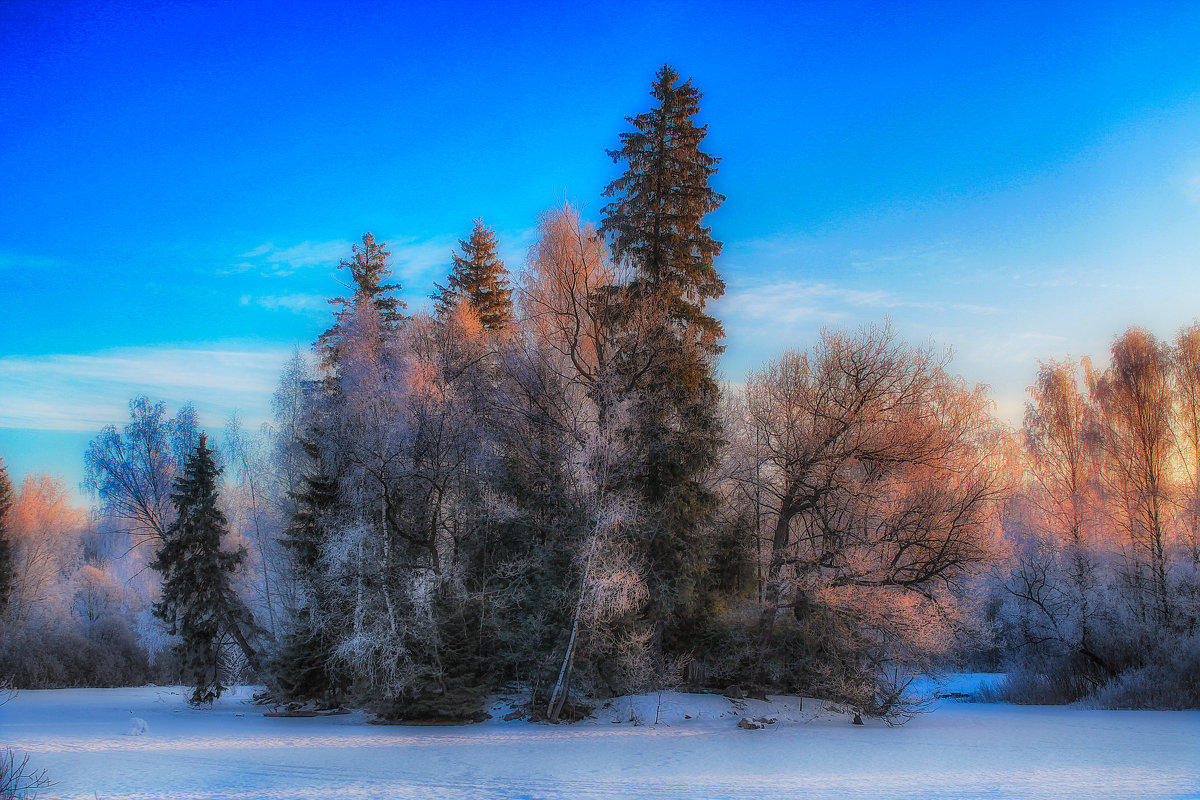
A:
[127, 716, 149, 736]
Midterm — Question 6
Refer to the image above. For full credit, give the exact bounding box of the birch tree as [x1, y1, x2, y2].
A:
[1007, 358, 1112, 676]
[1090, 328, 1175, 627]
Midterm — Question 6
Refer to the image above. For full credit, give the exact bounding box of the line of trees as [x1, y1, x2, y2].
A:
[0, 457, 168, 689]
[2, 66, 1196, 718]
[992, 327, 1200, 707]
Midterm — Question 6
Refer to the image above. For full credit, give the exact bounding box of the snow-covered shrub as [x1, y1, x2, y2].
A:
[976, 657, 1100, 705]
[988, 339, 1200, 710]
[0, 616, 158, 689]
[134, 605, 178, 670]
[1089, 634, 1200, 710]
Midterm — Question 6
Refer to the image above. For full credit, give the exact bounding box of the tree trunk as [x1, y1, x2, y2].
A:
[222, 608, 262, 674]
[548, 517, 601, 723]
[750, 503, 798, 693]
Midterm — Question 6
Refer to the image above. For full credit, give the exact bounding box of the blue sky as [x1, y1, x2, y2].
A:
[3, 1, 1200, 494]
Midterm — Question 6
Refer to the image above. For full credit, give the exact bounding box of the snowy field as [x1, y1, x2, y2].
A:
[2, 679, 1198, 800]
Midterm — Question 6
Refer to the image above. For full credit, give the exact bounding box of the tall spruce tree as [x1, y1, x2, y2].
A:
[152, 435, 250, 706]
[320, 233, 406, 364]
[433, 220, 513, 329]
[0, 459, 12, 619]
[600, 64, 725, 356]
[598, 65, 726, 655]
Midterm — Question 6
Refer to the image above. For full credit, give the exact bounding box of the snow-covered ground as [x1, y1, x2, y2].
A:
[2, 680, 1197, 800]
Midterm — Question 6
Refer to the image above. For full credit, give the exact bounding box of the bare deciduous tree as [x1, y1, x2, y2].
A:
[1172, 323, 1200, 565]
[1090, 328, 1175, 627]
[83, 396, 197, 545]
[5, 474, 82, 625]
[1009, 358, 1112, 675]
[224, 412, 284, 635]
[520, 203, 616, 397]
[743, 323, 1007, 705]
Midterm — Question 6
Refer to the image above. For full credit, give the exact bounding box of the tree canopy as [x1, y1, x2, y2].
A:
[434, 219, 513, 330]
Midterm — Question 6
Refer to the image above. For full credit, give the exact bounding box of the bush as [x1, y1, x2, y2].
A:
[0, 687, 53, 800]
[0, 616, 165, 689]
[0, 749, 52, 800]
[978, 636, 1200, 709]
[1090, 636, 1200, 710]
[975, 665, 1097, 705]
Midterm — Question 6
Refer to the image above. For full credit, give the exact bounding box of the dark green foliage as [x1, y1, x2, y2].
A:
[0, 460, 12, 619]
[600, 64, 725, 353]
[434, 219, 513, 330]
[631, 382, 724, 625]
[383, 595, 486, 722]
[151, 435, 249, 706]
[703, 507, 759, 603]
[270, 443, 345, 705]
[681, 598, 871, 705]
[320, 233, 406, 364]
[482, 345, 620, 703]
[672, 504, 759, 669]
[599, 65, 727, 648]
[494, 507, 583, 698]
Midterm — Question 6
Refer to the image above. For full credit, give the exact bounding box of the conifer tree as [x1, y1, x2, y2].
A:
[270, 442, 345, 705]
[152, 435, 250, 706]
[433, 220, 513, 330]
[600, 64, 725, 356]
[0, 459, 12, 618]
[599, 65, 727, 655]
[320, 233, 406, 364]
[392, 594, 485, 722]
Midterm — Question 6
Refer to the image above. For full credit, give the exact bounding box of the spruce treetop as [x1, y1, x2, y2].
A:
[434, 219, 513, 330]
[172, 434, 221, 503]
[320, 233, 407, 366]
[600, 64, 725, 350]
[338, 233, 406, 325]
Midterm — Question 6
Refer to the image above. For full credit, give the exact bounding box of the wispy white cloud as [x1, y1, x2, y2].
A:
[727, 232, 961, 277]
[223, 234, 463, 286]
[0, 346, 295, 432]
[241, 292, 329, 317]
[386, 236, 457, 286]
[940, 329, 1070, 369]
[225, 240, 353, 277]
[847, 240, 959, 273]
[1013, 265, 1132, 291]
[497, 226, 536, 271]
[719, 278, 997, 325]
[720, 281, 880, 324]
[727, 231, 827, 263]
